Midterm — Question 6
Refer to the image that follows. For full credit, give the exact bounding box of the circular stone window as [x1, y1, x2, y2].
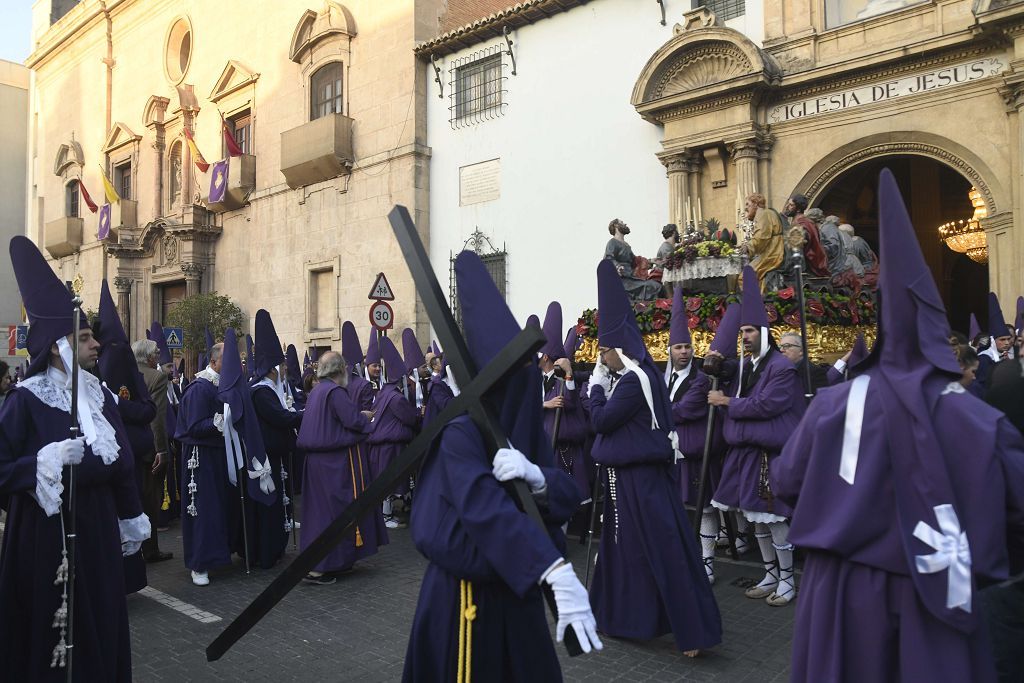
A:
[164, 17, 193, 85]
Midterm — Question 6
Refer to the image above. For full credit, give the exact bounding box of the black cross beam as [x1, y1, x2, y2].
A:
[206, 206, 580, 661]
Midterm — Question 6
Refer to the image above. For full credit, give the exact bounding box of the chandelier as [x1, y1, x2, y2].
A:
[938, 187, 987, 263]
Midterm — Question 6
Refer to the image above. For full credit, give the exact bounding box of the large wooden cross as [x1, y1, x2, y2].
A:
[206, 205, 580, 661]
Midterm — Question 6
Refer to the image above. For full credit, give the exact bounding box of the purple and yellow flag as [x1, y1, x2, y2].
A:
[209, 158, 229, 203]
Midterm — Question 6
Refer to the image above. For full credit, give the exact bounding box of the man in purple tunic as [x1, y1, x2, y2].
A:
[709, 265, 804, 607]
[587, 259, 722, 654]
[0, 236, 149, 681]
[404, 251, 601, 681]
[977, 292, 1015, 392]
[773, 169, 1024, 682]
[665, 286, 720, 583]
[94, 280, 156, 594]
[341, 321, 374, 411]
[422, 349, 455, 427]
[296, 350, 386, 584]
[539, 302, 590, 503]
[175, 342, 234, 586]
[367, 336, 419, 529]
[249, 311, 303, 568]
[364, 329, 383, 400]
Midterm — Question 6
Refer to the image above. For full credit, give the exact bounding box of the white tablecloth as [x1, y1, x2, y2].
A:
[663, 256, 747, 284]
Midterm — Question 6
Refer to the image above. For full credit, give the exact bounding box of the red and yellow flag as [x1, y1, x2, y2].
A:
[99, 165, 120, 204]
[183, 128, 210, 173]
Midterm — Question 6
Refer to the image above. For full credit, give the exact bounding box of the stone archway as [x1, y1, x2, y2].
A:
[792, 132, 1005, 216]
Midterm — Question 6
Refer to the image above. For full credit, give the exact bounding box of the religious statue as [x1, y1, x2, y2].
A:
[738, 194, 784, 293]
[603, 219, 663, 300]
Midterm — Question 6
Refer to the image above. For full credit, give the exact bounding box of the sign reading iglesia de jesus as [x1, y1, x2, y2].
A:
[769, 56, 1007, 123]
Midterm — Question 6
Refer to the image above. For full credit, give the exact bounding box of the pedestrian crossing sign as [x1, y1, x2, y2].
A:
[165, 327, 184, 349]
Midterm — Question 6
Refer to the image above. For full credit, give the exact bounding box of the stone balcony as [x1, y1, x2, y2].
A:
[280, 113, 354, 189]
[44, 216, 83, 258]
[205, 154, 256, 212]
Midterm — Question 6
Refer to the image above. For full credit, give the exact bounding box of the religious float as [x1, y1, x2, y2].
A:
[575, 226, 877, 362]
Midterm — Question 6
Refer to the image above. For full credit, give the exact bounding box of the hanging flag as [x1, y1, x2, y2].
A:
[183, 128, 210, 173]
[98, 203, 112, 240]
[78, 179, 98, 213]
[99, 165, 120, 204]
[223, 120, 244, 157]
[209, 158, 229, 203]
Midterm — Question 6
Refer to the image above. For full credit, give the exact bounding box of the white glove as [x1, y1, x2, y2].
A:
[588, 363, 612, 397]
[122, 540, 142, 557]
[492, 447, 546, 493]
[544, 562, 603, 654]
[213, 412, 225, 433]
[57, 437, 85, 466]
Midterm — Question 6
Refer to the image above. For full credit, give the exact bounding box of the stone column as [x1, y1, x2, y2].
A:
[659, 151, 697, 229]
[756, 127, 776, 203]
[113, 276, 133, 337]
[999, 73, 1024, 301]
[728, 139, 760, 216]
[181, 262, 204, 297]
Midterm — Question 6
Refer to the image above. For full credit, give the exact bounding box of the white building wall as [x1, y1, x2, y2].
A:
[0, 60, 30, 370]
[427, 0, 763, 328]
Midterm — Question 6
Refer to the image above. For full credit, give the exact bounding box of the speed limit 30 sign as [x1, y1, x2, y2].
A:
[369, 300, 394, 330]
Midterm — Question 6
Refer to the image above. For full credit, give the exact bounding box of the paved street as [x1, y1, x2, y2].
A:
[127, 515, 796, 682]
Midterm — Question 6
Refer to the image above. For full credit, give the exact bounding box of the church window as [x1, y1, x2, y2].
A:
[164, 17, 193, 85]
[696, 0, 746, 22]
[824, 0, 922, 28]
[449, 230, 507, 326]
[452, 52, 504, 125]
[65, 181, 79, 218]
[228, 110, 252, 155]
[115, 161, 132, 201]
[310, 63, 344, 121]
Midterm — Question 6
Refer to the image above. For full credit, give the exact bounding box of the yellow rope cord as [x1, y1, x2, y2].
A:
[348, 447, 363, 547]
[457, 580, 477, 683]
[161, 475, 170, 511]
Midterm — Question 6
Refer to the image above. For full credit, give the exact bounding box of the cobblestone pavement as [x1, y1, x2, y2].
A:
[127, 513, 795, 682]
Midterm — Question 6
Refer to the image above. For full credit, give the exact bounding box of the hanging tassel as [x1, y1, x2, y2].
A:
[186, 447, 199, 517]
[53, 550, 69, 586]
[355, 526, 363, 547]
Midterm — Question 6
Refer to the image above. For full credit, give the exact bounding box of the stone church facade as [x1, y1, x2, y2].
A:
[27, 0, 443, 365]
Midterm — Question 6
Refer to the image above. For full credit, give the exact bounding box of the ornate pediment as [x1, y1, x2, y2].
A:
[143, 95, 171, 127]
[209, 60, 260, 103]
[289, 2, 357, 63]
[53, 140, 85, 176]
[632, 27, 779, 116]
[653, 42, 753, 98]
[102, 122, 142, 153]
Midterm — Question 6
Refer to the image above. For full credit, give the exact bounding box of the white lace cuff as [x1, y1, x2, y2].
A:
[213, 413, 225, 433]
[119, 514, 151, 556]
[34, 442, 64, 517]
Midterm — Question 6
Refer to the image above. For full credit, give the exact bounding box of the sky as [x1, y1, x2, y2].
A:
[0, 2, 34, 64]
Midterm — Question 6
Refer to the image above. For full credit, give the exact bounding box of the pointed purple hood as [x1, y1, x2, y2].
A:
[596, 259, 645, 359]
[987, 292, 1009, 338]
[848, 333, 869, 368]
[94, 280, 128, 346]
[708, 302, 741, 358]
[1016, 295, 1024, 334]
[863, 168, 970, 632]
[379, 335, 405, 384]
[365, 329, 381, 366]
[205, 327, 215, 353]
[563, 327, 579, 363]
[456, 250, 549, 462]
[150, 322, 172, 366]
[341, 321, 363, 369]
[540, 302, 565, 360]
[9, 236, 91, 378]
[968, 313, 981, 342]
[253, 309, 284, 379]
[217, 328, 275, 505]
[285, 345, 301, 382]
[401, 328, 425, 375]
[739, 265, 769, 329]
[669, 286, 691, 346]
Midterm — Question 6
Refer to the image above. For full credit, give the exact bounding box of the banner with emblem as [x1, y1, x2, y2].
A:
[98, 203, 112, 240]
[209, 158, 229, 204]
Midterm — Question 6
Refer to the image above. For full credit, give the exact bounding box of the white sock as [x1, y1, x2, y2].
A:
[699, 508, 717, 579]
[770, 521, 795, 598]
[734, 514, 750, 552]
[754, 523, 779, 588]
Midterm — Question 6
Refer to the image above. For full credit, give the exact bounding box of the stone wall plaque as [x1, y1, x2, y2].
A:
[459, 158, 501, 206]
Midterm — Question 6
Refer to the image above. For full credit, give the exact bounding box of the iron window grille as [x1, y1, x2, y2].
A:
[449, 229, 508, 327]
[696, 0, 745, 22]
[449, 47, 507, 128]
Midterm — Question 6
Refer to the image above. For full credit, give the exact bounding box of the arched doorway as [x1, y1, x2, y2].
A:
[811, 155, 988, 334]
